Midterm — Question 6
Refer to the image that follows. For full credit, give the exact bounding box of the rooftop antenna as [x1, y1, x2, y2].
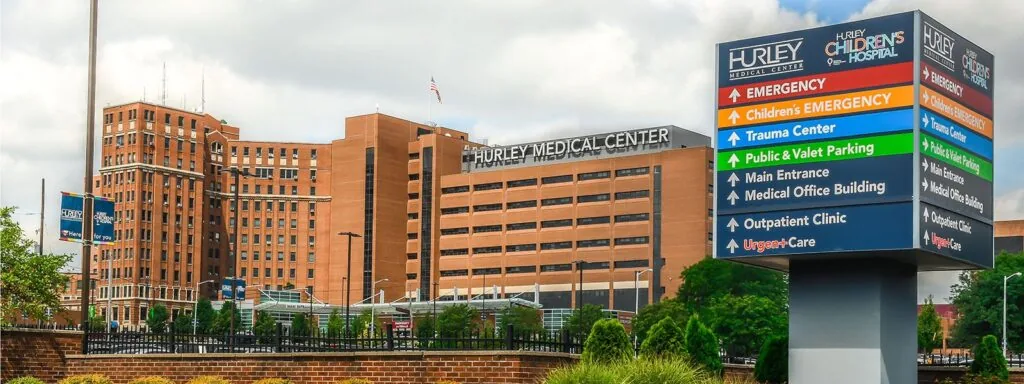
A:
[376, 103, 380, 113]
[161, 62, 167, 106]
[201, 66, 205, 114]
[183, 94, 187, 110]
[143, 87, 146, 102]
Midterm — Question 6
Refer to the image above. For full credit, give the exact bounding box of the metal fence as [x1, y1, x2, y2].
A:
[918, 352, 1024, 368]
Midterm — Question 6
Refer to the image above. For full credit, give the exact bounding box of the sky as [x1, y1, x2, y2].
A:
[2, 0, 1022, 304]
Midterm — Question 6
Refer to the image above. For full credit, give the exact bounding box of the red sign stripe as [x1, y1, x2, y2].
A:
[717, 62, 914, 107]
[920, 62, 993, 118]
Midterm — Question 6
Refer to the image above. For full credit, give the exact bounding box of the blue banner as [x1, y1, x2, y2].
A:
[717, 108, 913, 150]
[920, 108, 993, 160]
[222, 278, 247, 300]
[717, 202, 913, 258]
[59, 192, 115, 244]
[92, 197, 115, 245]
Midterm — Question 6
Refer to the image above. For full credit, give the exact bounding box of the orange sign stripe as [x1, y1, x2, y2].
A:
[717, 85, 915, 129]
[920, 87, 994, 139]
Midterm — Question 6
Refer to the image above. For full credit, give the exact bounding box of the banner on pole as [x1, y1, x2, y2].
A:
[59, 192, 115, 244]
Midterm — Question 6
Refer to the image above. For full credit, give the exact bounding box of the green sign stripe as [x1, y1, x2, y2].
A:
[717, 132, 914, 171]
[921, 133, 993, 182]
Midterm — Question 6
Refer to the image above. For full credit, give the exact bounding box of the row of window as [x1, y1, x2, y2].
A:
[439, 236, 650, 256]
[235, 200, 318, 213]
[231, 217, 315, 229]
[231, 146, 318, 160]
[439, 190, 650, 215]
[104, 110, 199, 130]
[240, 267, 315, 279]
[239, 234, 316, 246]
[439, 167, 650, 195]
[436, 259, 650, 277]
[437, 213, 649, 237]
[240, 251, 316, 262]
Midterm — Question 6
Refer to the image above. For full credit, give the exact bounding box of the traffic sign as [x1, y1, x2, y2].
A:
[920, 202, 993, 267]
[717, 108, 912, 150]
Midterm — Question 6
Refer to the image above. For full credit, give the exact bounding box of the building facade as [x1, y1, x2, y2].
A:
[995, 220, 1024, 255]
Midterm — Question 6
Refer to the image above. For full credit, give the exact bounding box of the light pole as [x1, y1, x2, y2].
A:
[1004, 272, 1022, 357]
[370, 278, 388, 335]
[338, 231, 361, 334]
[572, 260, 586, 310]
[193, 280, 215, 334]
[79, 0, 99, 353]
[220, 166, 252, 337]
[634, 268, 653, 355]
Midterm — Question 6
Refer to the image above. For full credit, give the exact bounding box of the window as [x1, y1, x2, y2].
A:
[577, 171, 610, 181]
[577, 239, 610, 248]
[311, 149, 318, 160]
[614, 259, 650, 269]
[615, 190, 650, 200]
[506, 200, 537, 209]
[440, 269, 469, 277]
[407, 253, 417, 260]
[441, 206, 469, 215]
[279, 169, 298, 179]
[441, 227, 469, 236]
[580, 261, 610, 270]
[541, 263, 572, 272]
[578, 216, 611, 226]
[473, 182, 502, 191]
[164, 113, 171, 124]
[506, 266, 536, 274]
[440, 248, 469, 256]
[407, 233, 418, 240]
[506, 244, 537, 253]
[506, 222, 537, 231]
[408, 212, 419, 220]
[409, 193, 420, 200]
[473, 225, 502, 233]
[308, 269, 314, 278]
[615, 213, 650, 223]
[507, 178, 538, 188]
[541, 219, 573, 228]
[308, 252, 315, 262]
[578, 193, 610, 203]
[254, 167, 273, 179]
[289, 269, 295, 278]
[473, 246, 502, 254]
[406, 273, 417, 279]
[441, 185, 470, 194]
[310, 187, 316, 195]
[540, 241, 572, 250]
[615, 236, 650, 245]
[472, 268, 501, 276]
[473, 203, 501, 212]
[409, 174, 420, 181]
[541, 197, 572, 206]
[409, 152, 420, 160]
[615, 167, 650, 177]
[541, 175, 573, 184]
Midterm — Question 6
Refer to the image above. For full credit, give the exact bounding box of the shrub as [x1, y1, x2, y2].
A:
[544, 357, 725, 384]
[7, 377, 45, 384]
[253, 380, 293, 384]
[185, 377, 230, 384]
[129, 377, 175, 384]
[337, 380, 372, 384]
[684, 315, 723, 376]
[754, 335, 788, 384]
[581, 318, 632, 364]
[968, 335, 1009, 381]
[59, 375, 113, 384]
[639, 316, 687, 359]
[543, 361, 621, 384]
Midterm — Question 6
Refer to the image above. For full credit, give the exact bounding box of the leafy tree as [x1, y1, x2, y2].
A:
[211, 300, 242, 335]
[639, 316, 686, 359]
[632, 300, 688, 346]
[497, 306, 544, 335]
[172, 314, 192, 334]
[707, 294, 787, 357]
[684, 315, 723, 376]
[87, 315, 106, 332]
[194, 298, 216, 334]
[413, 315, 436, 347]
[326, 309, 344, 338]
[754, 335, 788, 384]
[918, 296, 944, 354]
[351, 309, 381, 337]
[291, 313, 310, 341]
[437, 304, 478, 337]
[147, 304, 169, 334]
[253, 310, 277, 343]
[581, 318, 632, 364]
[951, 252, 1024, 352]
[676, 256, 787, 317]
[564, 304, 605, 339]
[0, 207, 72, 324]
[969, 335, 1009, 381]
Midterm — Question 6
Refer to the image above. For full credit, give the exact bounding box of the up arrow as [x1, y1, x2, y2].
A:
[728, 110, 740, 125]
[922, 159, 929, 171]
[728, 154, 739, 168]
[727, 132, 740, 147]
[923, 207, 929, 222]
[727, 191, 739, 205]
[728, 89, 741, 103]
[923, 231, 930, 245]
[726, 239, 739, 254]
[923, 67, 930, 80]
[727, 218, 739, 232]
[727, 173, 740, 187]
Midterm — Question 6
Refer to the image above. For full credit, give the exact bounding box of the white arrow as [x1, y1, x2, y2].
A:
[727, 190, 739, 205]
[727, 173, 740, 187]
[923, 231, 930, 245]
[923, 67, 930, 80]
[922, 138, 930, 151]
[728, 110, 740, 125]
[923, 207, 929, 222]
[922, 91, 930, 103]
[922, 179, 929, 190]
[726, 239, 739, 254]
[922, 116, 929, 127]
[728, 89, 741, 103]
[727, 218, 739, 232]
[922, 158, 929, 171]
[727, 131, 740, 147]
[728, 154, 739, 168]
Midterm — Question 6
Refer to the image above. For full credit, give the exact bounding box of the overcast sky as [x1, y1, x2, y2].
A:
[2, 0, 1022, 303]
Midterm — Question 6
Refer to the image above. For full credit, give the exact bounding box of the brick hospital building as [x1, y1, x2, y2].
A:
[91, 101, 712, 326]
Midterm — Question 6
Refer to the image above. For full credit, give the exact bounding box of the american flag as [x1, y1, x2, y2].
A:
[430, 77, 442, 104]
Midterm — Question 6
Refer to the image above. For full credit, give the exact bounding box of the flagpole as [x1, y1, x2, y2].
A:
[428, 76, 433, 125]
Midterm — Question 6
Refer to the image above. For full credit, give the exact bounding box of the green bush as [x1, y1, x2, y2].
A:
[337, 380, 372, 384]
[544, 357, 725, 384]
[7, 377, 45, 384]
[684, 315, 723, 377]
[253, 379, 292, 384]
[59, 375, 114, 384]
[968, 335, 1009, 381]
[543, 361, 620, 384]
[185, 377, 230, 384]
[129, 377, 175, 384]
[581, 318, 632, 364]
[639, 316, 686, 359]
[753, 335, 788, 384]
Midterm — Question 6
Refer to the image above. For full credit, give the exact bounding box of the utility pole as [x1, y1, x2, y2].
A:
[220, 167, 251, 337]
[39, 178, 45, 254]
[80, 0, 99, 352]
[338, 231, 362, 335]
[572, 261, 586, 310]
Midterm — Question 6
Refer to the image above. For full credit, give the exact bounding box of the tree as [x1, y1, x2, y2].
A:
[969, 335, 1009, 381]
[0, 207, 72, 324]
[707, 294, 787, 357]
[147, 304, 169, 334]
[676, 256, 787, 317]
[918, 296, 944, 354]
[253, 310, 277, 343]
[497, 306, 544, 335]
[413, 315, 436, 347]
[581, 318, 632, 364]
[639, 316, 686, 359]
[951, 252, 1024, 352]
[291, 313, 310, 341]
[351, 310, 381, 337]
[211, 300, 242, 335]
[88, 315, 106, 332]
[684, 315, 723, 376]
[632, 300, 688, 346]
[564, 304, 605, 339]
[326, 309, 344, 338]
[754, 335, 788, 384]
[437, 304, 478, 337]
[172, 314, 192, 334]
[194, 298, 216, 334]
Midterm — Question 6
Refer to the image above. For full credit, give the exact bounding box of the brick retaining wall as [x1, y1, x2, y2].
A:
[1, 329, 83, 383]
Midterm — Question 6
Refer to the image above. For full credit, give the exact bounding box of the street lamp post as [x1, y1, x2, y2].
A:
[1004, 272, 1022, 357]
[193, 280, 215, 334]
[572, 260, 586, 310]
[370, 278, 389, 335]
[337, 231, 362, 334]
[633, 268, 654, 355]
[219, 166, 252, 337]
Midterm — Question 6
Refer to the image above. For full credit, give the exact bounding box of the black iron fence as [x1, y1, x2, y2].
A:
[918, 352, 1024, 368]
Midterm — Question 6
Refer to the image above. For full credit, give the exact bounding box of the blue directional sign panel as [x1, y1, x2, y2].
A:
[717, 203, 913, 258]
[716, 109, 913, 150]
[59, 192, 115, 245]
[920, 109, 992, 160]
[920, 202, 993, 267]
